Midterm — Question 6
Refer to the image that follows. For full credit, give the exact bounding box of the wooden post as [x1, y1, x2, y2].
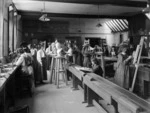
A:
[101, 53, 105, 78]
[72, 75, 79, 90]
[86, 87, 94, 107]
[82, 84, 88, 103]
[130, 36, 145, 92]
[49, 56, 55, 83]
[0, 0, 4, 59]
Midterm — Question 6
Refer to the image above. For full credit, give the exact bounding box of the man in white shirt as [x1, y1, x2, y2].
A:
[37, 43, 47, 82]
[46, 42, 52, 55]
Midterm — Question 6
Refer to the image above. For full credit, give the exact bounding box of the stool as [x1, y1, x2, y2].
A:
[55, 56, 68, 88]
[49, 55, 56, 84]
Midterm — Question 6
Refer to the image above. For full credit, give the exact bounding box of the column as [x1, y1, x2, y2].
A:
[0, 0, 4, 58]
[14, 13, 17, 50]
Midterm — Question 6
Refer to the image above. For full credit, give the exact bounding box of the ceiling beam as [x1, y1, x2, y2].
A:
[18, 11, 128, 19]
[30, 0, 147, 8]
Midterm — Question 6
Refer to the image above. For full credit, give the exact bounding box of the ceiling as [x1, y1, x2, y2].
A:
[12, 0, 148, 21]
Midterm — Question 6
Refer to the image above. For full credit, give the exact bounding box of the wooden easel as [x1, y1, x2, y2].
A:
[129, 36, 145, 92]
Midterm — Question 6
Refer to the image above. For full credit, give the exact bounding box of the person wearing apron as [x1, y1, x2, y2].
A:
[82, 44, 92, 68]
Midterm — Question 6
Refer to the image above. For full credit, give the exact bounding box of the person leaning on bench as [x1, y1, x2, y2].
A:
[91, 58, 103, 77]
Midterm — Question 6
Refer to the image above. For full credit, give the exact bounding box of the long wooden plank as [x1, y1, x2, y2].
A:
[118, 96, 140, 113]
[67, 65, 150, 112]
[93, 100, 107, 113]
[83, 76, 112, 104]
[99, 100, 116, 113]
[20, 11, 127, 19]
[91, 78, 141, 113]
[0, 65, 18, 91]
[130, 36, 145, 92]
[27, 0, 147, 7]
[68, 66, 84, 81]
[86, 73, 150, 112]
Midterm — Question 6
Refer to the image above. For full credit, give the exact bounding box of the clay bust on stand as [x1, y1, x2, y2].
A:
[55, 43, 65, 57]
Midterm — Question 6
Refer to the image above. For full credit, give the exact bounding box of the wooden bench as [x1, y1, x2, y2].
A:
[66, 65, 150, 113]
[86, 73, 150, 113]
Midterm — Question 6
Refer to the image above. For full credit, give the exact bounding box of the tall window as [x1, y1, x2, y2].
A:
[3, 6, 9, 56]
[14, 12, 17, 50]
[8, 5, 14, 53]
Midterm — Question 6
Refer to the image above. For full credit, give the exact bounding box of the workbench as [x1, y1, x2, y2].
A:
[0, 64, 19, 113]
[67, 64, 150, 113]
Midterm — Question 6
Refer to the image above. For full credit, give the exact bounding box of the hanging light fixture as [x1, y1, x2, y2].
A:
[39, 1, 50, 22]
[96, 5, 102, 27]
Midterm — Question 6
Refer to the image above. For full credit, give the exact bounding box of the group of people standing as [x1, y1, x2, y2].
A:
[14, 40, 84, 84]
[15, 39, 133, 88]
[14, 42, 48, 85]
[12, 38, 135, 91]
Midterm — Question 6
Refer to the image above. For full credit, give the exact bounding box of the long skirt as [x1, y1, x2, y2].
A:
[32, 57, 38, 82]
[37, 62, 43, 82]
[46, 55, 51, 70]
[114, 64, 129, 89]
[42, 57, 47, 80]
[68, 56, 73, 63]
[83, 56, 92, 68]
[76, 53, 82, 66]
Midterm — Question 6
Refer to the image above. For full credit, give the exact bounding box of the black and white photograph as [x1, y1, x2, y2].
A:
[0, 0, 150, 113]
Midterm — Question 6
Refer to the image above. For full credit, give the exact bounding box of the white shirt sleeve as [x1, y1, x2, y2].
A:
[66, 48, 73, 56]
[15, 55, 24, 66]
[37, 50, 42, 65]
[46, 48, 49, 54]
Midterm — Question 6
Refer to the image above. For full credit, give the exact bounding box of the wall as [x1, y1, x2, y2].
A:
[128, 14, 147, 46]
[23, 18, 117, 46]
[68, 19, 115, 46]
[15, 15, 22, 49]
[113, 31, 129, 46]
[0, 0, 22, 58]
[22, 20, 69, 43]
[0, 0, 3, 58]
[128, 14, 146, 36]
[0, 0, 23, 58]
[0, 0, 12, 58]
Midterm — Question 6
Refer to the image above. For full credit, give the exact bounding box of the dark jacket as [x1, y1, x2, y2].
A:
[92, 65, 103, 76]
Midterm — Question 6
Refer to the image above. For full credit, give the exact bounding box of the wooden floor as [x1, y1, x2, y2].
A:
[15, 81, 101, 113]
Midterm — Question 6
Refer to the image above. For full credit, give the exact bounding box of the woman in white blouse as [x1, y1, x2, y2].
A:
[46, 42, 52, 55]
